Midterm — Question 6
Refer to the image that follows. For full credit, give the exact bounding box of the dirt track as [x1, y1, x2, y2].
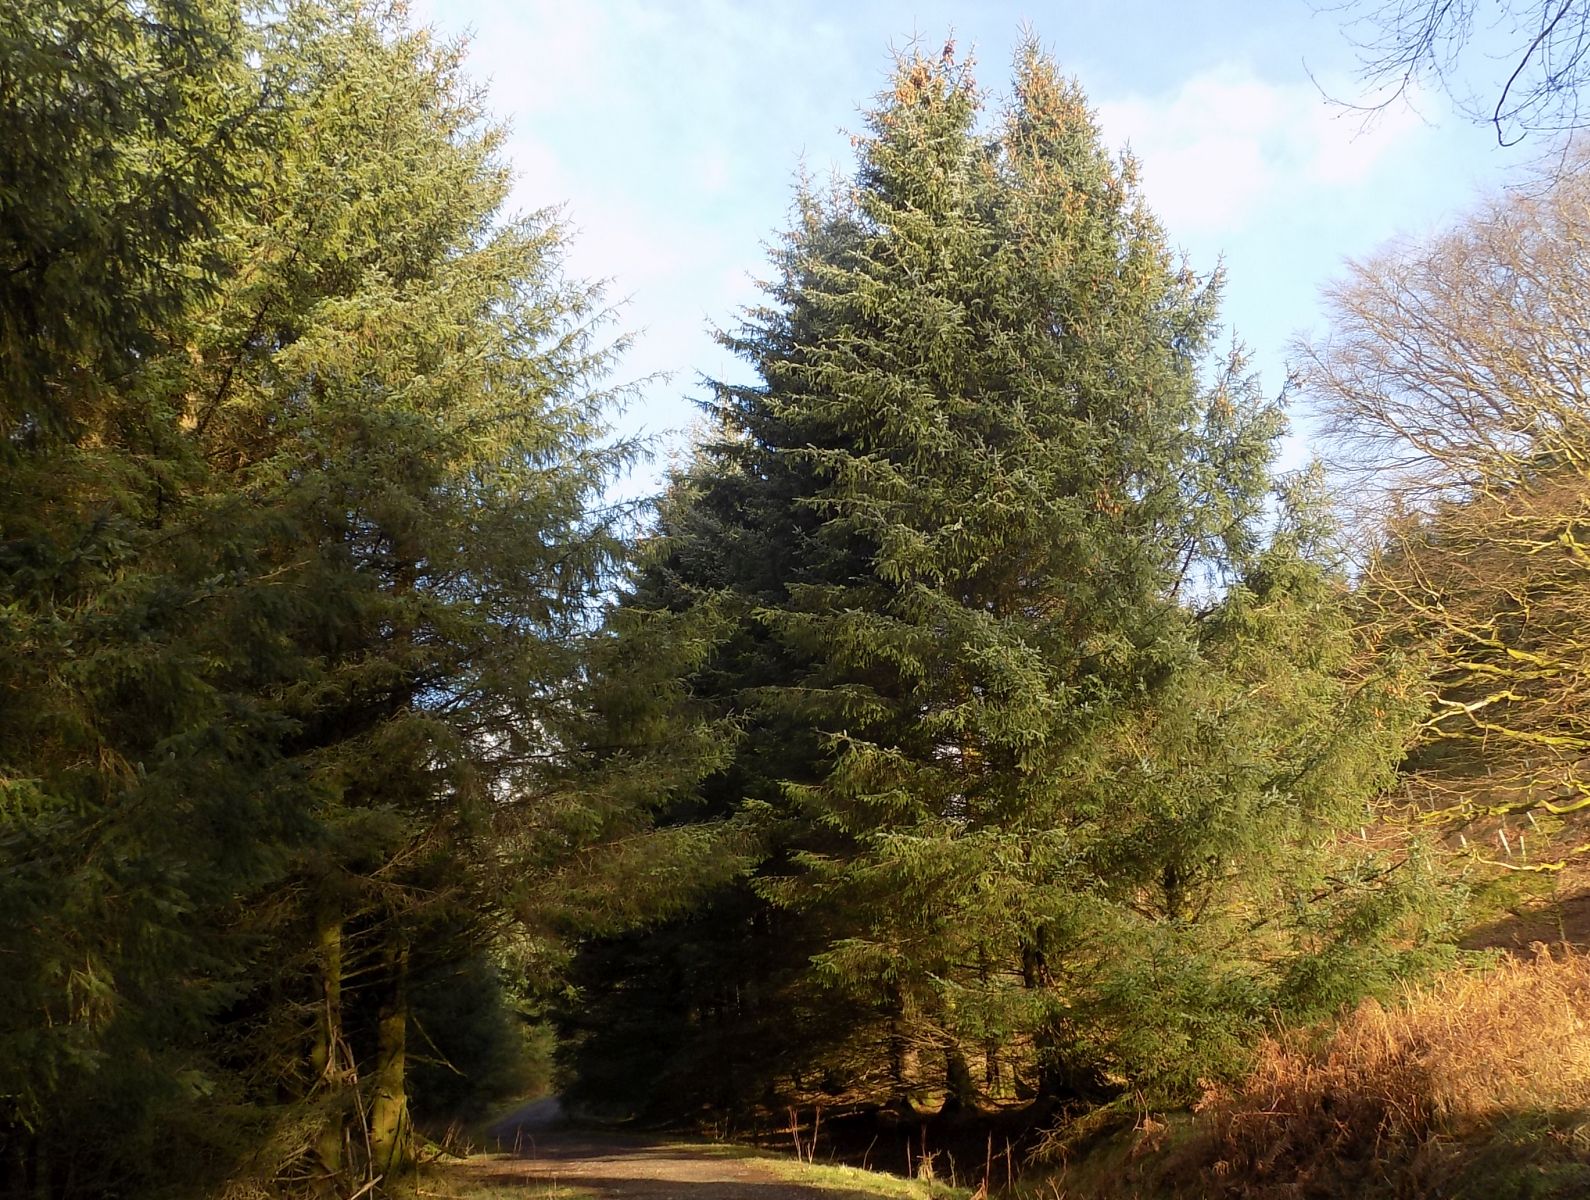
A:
[451, 1099, 858, 1199]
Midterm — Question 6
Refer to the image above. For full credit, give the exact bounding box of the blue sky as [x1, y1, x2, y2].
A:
[410, 0, 1537, 488]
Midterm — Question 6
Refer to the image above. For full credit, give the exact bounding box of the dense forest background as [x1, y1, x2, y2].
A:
[4, 3, 1590, 1198]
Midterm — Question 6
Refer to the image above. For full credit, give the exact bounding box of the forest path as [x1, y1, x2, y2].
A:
[448, 1100, 883, 1200]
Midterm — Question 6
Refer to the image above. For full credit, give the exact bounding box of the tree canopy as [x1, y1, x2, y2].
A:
[564, 43, 1441, 1123]
[2, 7, 1533, 1198]
[0, 3, 725, 1194]
[1306, 153, 1590, 855]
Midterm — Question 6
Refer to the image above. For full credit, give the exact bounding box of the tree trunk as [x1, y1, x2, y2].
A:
[1022, 938, 1109, 1105]
[942, 1044, 978, 1114]
[30, 1139, 47, 1200]
[367, 935, 412, 1179]
[309, 909, 349, 1193]
[979, 951, 1000, 1097]
[885, 986, 917, 1110]
[1021, 935, 1067, 1101]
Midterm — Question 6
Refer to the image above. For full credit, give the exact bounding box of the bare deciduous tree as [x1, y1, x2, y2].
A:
[1333, 0, 1590, 147]
[1308, 150, 1590, 501]
[1302, 162, 1590, 853]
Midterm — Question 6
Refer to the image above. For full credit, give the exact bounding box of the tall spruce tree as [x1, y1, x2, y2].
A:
[148, 5, 724, 1186]
[2, 4, 726, 1195]
[567, 42, 1434, 1118]
[0, 2, 267, 1191]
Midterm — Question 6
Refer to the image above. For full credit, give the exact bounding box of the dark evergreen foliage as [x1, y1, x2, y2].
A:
[565, 45, 1440, 1120]
[0, 3, 726, 1194]
[0, 6, 1459, 1195]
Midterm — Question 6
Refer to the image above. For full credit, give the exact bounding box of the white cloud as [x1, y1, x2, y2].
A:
[406, 1, 1479, 499]
[450, 0, 610, 116]
[1095, 69, 1428, 236]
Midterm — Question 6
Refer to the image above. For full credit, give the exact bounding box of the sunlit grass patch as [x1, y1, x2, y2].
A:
[762, 1154, 972, 1199]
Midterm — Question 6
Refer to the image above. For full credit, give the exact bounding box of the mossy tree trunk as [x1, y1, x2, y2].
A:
[886, 987, 918, 1110]
[367, 935, 412, 1179]
[309, 908, 351, 1194]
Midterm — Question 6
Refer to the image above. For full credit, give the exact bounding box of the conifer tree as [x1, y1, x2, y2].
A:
[0, 2, 265, 1190]
[154, 5, 704, 1184]
[570, 42, 1432, 1117]
[2, 4, 721, 1193]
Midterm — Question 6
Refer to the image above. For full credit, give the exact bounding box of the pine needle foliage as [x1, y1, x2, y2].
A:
[1, 3, 720, 1194]
[567, 42, 1441, 1118]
